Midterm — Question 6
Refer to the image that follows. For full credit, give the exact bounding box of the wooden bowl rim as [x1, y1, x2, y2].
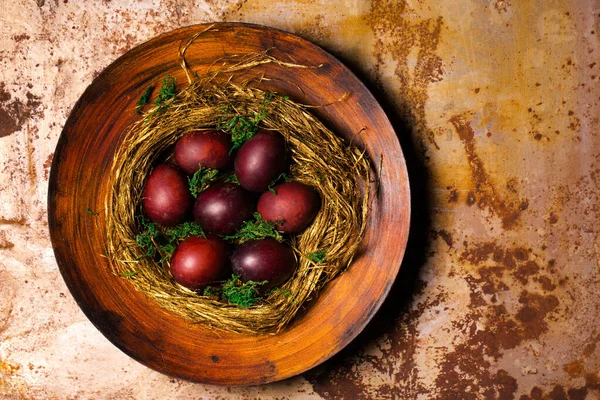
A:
[48, 22, 411, 385]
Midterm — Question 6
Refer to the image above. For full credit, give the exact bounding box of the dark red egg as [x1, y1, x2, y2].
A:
[234, 129, 287, 192]
[193, 182, 255, 235]
[170, 235, 229, 289]
[231, 239, 296, 288]
[174, 130, 234, 175]
[142, 164, 193, 226]
[257, 181, 320, 234]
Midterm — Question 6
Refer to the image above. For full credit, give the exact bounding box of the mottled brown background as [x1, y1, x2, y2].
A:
[1, 0, 599, 399]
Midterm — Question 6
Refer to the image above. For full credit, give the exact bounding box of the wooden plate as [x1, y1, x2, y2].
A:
[48, 23, 410, 385]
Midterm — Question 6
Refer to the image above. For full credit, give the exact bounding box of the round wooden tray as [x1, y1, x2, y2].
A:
[47, 23, 410, 385]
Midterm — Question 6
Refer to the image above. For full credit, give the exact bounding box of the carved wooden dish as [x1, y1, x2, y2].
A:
[47, 23, 410, 385]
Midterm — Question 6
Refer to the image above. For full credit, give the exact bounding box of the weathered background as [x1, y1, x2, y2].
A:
[1, 0, 599, 398]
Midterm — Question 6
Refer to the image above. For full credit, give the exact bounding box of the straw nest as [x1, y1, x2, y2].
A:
[105, 52, 371, 334]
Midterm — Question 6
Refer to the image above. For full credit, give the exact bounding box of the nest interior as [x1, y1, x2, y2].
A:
[105, 58, 371, 334]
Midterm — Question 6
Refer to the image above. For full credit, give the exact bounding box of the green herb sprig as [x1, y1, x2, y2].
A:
[86, 207, 100, 216]
[218, 115, 260, 151]
[150, 74, 177, 115]
[135, 85, 154, 114]
[165, 221, 205, 241]
[159, 222, 206, 262]
[253, 91, 276, 122]
[203, 274, 267, 307]
[223, 171, 240, 184]
[135, 217, 160, 259]
[134, 217, 204, 262]
[224, 212, 282, 244]
[217, 91, 278, 151]
[268, 172, 289, 194]
[307, 249, 327, 264]
[188, 167, 219, 198]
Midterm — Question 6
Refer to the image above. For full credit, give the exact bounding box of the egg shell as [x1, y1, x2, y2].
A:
[231, 239, 297, 289]
[193, 182, 256, 235]
[174, 130, 234, 175]
[170, 235, 230, 289]
[142, 164, 193, 226]
[257, 181, 321, 234]
[234, 129, 287, 192]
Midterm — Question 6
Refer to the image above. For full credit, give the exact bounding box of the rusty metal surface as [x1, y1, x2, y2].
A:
[1, 0, 599, 398]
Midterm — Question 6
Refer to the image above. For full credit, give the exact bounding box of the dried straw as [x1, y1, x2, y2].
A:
[105, 53, 371, 334]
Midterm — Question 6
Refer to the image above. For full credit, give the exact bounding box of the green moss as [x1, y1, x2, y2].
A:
[224, 212, 282, 244]
[135, 218, 204, 262]
[203, 274, 268, 307]
[217, 91, 278, 150]
[307, 249, 327, 263]
[135, 85, 154, 114]
[188, 167, 219, 198]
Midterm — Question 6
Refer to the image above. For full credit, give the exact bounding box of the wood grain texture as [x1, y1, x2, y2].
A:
[47, 23, 410, 386]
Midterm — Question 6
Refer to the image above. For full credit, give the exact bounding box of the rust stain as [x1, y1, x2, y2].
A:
[0, 227, 15, 250]
[43, 152, 54, 180]
[0, 359, 20, 375]
[494, 0, 511, 13]
[563, 358, 584, 378]
[557, 330, 600, 394]
[514, 260, 540, 285]
[0, 231, 15, 249]
[583, 332, 600, 357]
[514, 290, 559, 339]
[506, 178, 519, 194]
[431, 229, 453, 248]
[536, 276, 556, 292]
[431, 240, 564, 395]
[521, 384, 592, 400]
[568, 388, 590, 400]
[0, 358, 24, 395]
[0, 83, 44, 138]
[436, 351, 517, 399]
[459, 242, 557, 300]
[563, 388, 589, 400]
[12, 33, 30, 42]
[368, 0, 444, 151]
[447, 188, 458, 203]
[449, 115, 526, 229]
[0, 291, 14, 336]
[549, 386, 569, 400]
[0, 217, 27, 226]
[585, 373, 600, 386]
